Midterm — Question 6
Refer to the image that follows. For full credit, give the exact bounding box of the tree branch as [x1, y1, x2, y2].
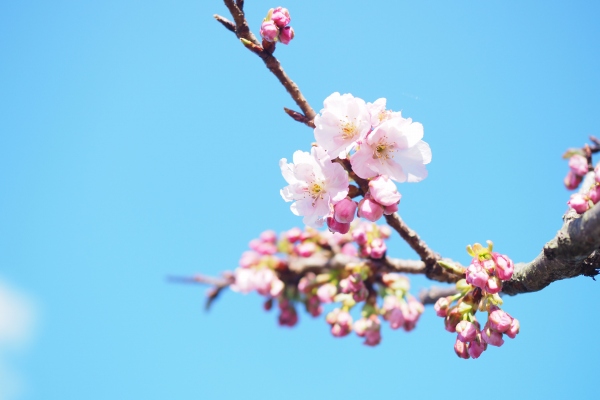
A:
[502, 204, 600, 295]
[418, 286, 458, 305]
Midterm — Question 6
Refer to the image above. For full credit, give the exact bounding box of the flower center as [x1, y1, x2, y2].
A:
[309, 182, 324, 199]
[340, 120, 357, 140]
[373, 138, 396, 161]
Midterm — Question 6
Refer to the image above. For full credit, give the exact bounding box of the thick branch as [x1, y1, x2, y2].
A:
[218, 0, 316, 127]
[502, 205, 600, 295]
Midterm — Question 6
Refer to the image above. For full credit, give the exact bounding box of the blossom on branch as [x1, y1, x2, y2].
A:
[280, 146, 349, 228]
[351, 116, 432, 182]
[313, 92, 371, 159]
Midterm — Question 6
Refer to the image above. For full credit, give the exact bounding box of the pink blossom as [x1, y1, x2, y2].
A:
[506, 318, 520, 339]
[285, 227, 302, 243]
[383, 203, 399, 215]
[569, 154, 588, 176]
[341, 243, 358, 257]
[297, 272, 316, 293]
[313, 93, 371, 159]
[357, 197, 384, 222]
[456, 320, 478, 343]
[279, 26, 294, 45]
[588, 185, 600, 204]
[482, 326, 504, 347]
[280, 146, 349, 228]
[326, 217, 351, 234]
[492, 253, 514, 281]
[369, 175, 402, 206]
[260, 20, 279, 42]
[271, 7, 291, 27]
[316, 283, 337, 303]
[564, 171, 583, 190]
[596, 165, 600, 183]
[465, 262, 489, 289]
[489, 308, 512, 333]
[354, 316, 382, 346]
[445, 309, 462, 333]
[278, 300, 298, 327]
[468, 338, 487, 359]
[350, 116, 431, 182]
[364, 329, 382, 346]
[306, 296, 322, 317]
[434, 297, 450, 317]
[333, 197, 357, 223]
[485, 276, 502, 294]
[296, 241, 317, 257]
[239, 251, 260, 268]
[567, 193, 590, 214]
[454, 338, 470, 359]
[352, 226, 368, 245]
[369, 238, 387, 259]
[379, 225, 392, 238]
[231, 268, 257, 293]
[327, 309, 353, 337]
[260, 230, 277, 244]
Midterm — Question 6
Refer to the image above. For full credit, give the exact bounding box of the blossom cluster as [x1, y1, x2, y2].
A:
[280, 93, 431, 230]
[259, 7, 294, 45]
[229, 224, 424, 346]
[435, 242, 520, 359]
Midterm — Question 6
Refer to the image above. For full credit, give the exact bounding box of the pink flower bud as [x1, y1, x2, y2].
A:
[255, 242, 277, 255]
[505, 318, 520, 339]
[326, 217, 351, 234]
[364, 329, 382, 346]
[340, 273, 364, 294]
[263, 298, 273, 311]
[369, 238, 387, 259]
[456, 320, 478, 343]
[279, 26, 294, 45]
[278, 300, 298, 327]
[286, 227, 302, 243]
[333, 197, 357, 223]
[588, 185, 600, 204]
[482, 326, 504, 347]
[445, 309, 461, 333]
[341, 243, 358, 257]
[492, 253, 514, 281]
[383, 203, 398, 215]
[468, 338, 487, 359]
[489, 308, 512, 332]
[354, 318, 369, 337]
[434, 297, 450, 317]
[485, 275, 502, 294]
[239, 251, 260, 268]
[466, 262, 489, 289]
[259, 230, 277, 244]
[271, 7, 291, 27]
[296, 241, 317, 257]
[357, 197, 384, 222]
[368, 175, 402, 206]
[379, 225, 392, 239]
[569, 154, 589, 176]
[564, 170, 583, 190]
[316, 283, 337, 303]
[568, 193, 590, 214]
[387, 308, 405, 330]
[352, 228, 368, 245]
[260, 20, 279, 42]
[306, 296, 322, 317]
[297, 274, 313, 293]
[454, 338, 470, 359]
[481, 259, 496, 274]
[270, 278, 284, 297]
[328, 309, 353, 337]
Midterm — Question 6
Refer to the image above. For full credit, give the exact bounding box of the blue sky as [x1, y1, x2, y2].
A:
[1, 1, 599, 399]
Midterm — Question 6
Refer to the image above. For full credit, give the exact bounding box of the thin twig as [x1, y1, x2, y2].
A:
[418, 286, 459, 305]
[217, 0, 316, 127]
[213, 14, 235, 32]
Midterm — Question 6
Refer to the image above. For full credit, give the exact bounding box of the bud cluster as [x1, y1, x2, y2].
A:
[567, 164, 600, 214]
[229, 225, 423, 346]
[259, 7, 294, 45]
[435, 241, 520, 359]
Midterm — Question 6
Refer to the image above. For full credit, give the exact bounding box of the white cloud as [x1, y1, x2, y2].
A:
[0, 278, 36, 400]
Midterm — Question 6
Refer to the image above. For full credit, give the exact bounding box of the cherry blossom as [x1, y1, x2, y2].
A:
[280, 146, 349, 228]
[313, 93, 371, 159]
[350, 116, 431, 182]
